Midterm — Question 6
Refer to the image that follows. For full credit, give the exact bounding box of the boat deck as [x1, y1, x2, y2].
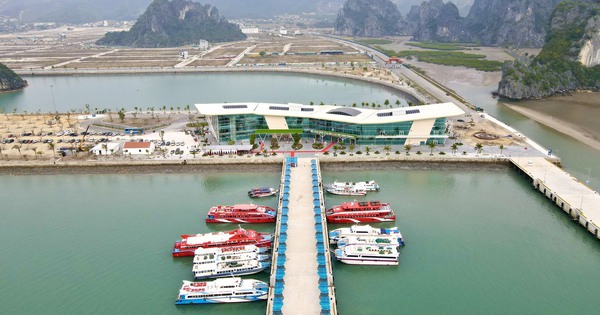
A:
[511, 157, 600, 239]
[267, 157, 336, 314]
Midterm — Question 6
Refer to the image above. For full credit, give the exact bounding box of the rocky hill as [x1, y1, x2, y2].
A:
[406, 0, 470, 42]
[96, 0, 245, 48]
[497, 1, 600, 100]
[337, 0, 563, 48]
[0, 63, 27, 92]
[334, 0, 408, 36]
[465, 0, 561, 47]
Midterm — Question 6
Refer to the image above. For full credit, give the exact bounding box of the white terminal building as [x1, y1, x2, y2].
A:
[195, 102, 464, 146]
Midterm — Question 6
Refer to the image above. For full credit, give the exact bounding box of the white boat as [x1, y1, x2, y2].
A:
[193, 245, 270, 265]
[334, 244, 399, 266]
[175, 277, 269, 304]
[326, 180, 380, 192]
[329, 225, 404, 246]
[192, 257, 271, 279]
[336, 235, 402, 248]
[325, 186, 367, 196]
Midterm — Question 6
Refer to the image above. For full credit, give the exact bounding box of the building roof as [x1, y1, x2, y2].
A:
[195, 102, 464, 124]
[203, 145, 253, 151]
[123, 142, 152, 149]
[91, 142, 120, 151]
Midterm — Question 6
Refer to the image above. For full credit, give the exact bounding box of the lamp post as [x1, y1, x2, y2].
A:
[580, 168, 591, 210]
[50, 84, 57, 114]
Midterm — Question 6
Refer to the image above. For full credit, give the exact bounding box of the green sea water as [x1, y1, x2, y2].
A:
[2, 167, 600, 314]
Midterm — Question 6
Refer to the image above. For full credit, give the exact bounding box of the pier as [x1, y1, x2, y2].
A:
[267, 157, 337, 314]
[511, 157, 600, 239]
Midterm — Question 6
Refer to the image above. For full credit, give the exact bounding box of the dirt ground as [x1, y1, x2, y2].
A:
[453, 118, 527, 147]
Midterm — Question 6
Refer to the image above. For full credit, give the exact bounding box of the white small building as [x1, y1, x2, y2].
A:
[90, 142, 120, 155]
[123, 142, 155, 155]
[179, 50, 189, 59]
[241, 26, 259, 34]
[198, 39, 209, 50]
[279, 27, 288, 35]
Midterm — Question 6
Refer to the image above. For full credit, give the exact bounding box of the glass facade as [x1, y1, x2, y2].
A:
[211, 114, 447, 145]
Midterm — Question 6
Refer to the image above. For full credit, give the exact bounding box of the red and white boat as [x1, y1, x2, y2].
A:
[206, 204, 277, 224]
[172, 227, 272, 257]
[325, 200, 395, 223]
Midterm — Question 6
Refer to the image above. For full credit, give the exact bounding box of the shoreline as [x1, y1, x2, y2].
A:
[502, 102, 600, 152]
[0, 156, 511, 175]
[15, 66, 426, 103]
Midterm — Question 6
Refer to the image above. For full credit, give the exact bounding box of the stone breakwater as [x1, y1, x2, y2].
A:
[0, 154, 513, 175]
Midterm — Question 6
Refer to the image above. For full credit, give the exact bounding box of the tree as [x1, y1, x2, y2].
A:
[384, 99, 390, 108]
[12, 144, 22, 157]
[395, 100, 400, 107]
[48, 142, 56, 160]
[383, 145, 391, 155]
[499, 144, 505, 156]
[102, 143, 108, 156]
[365, 146, 371, 155]
[451, 143, 458, 155]
[159, 130, 165, 143]
[475, 143, 484, 155]
[118, 109, 125, 122]
[349, 144, 355, 155]
[0, 144, 4, 159]
[259, 51, 266, 57]
[404, 144, 412, 155]
[428, 141, 437, 155]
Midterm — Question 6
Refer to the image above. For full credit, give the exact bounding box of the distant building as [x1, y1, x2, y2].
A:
[279, 27, 288, 35]
[385, 57, 403, 64]
[319, 50, 344, 55]
[90, 142, 120, 155]
[179, 51, 189, 59]
[241, 26, 259, 34]
[123, 142, 155, 155]
[198, 39, 209, 50]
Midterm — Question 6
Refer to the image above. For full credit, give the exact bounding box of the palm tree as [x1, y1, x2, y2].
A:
[0, 144, 4, 159]
[349, 144, 355, 155]
[12, 144, 22, 157]
[395, 100, 400, 107]
[428, 141, 437, 155]
[404, 144, 412, 155]
[499, 144, 505, 156]
[102, 143, 108, 156]
[48, 142, 56, 160]
[365, 146, 371, 155]
[475, 143, 484, 155]
[384, 99, 389, 108]
[31, 147, 38, 159]
[451, 143, 458, 155]
[383, 145, 391, 155]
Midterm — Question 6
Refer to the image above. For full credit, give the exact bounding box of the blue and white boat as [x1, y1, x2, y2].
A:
[193, 258, 271, 280]
[334, 244, 399, 266]
[336, 235, 402, 248]
[329, 224, 404, 246]
[248, 187, 278, 198]
[175, 277, 269, 304]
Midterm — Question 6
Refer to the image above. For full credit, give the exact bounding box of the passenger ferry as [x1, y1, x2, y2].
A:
[193, 258, 271, 279]
[326, 201, 396, 223]
[336, 235, 403, 248]
[175, 277, 269, 304]
[326, 180, 380, 192]
[193, 245, 271, 266]
[329, 225, 404, 246]
[325, 186, 367, 196]
[206, 204, 277, 223]
[334, 244, 399, 265]
[172, 227, 272, 257]
[248, 187, 278, 198]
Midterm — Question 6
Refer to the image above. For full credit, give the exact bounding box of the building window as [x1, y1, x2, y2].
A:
[223, 104, 248, 109]
[269, 106, 289, 111]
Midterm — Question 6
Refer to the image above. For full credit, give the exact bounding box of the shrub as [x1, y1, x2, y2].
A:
[439, 152, 446, 155]
[416, 151, 422, 155]
[356, 151, 363, 155]
[323, 151, 330, 155]
[340, 151, 346, 155]
[395, 151, 401, 154]
[374, 151, 380, 154]
[312, 142, 324, 149]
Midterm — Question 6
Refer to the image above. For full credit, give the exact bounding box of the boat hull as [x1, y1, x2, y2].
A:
[335, 257, 398, 266]
[193, 265, 270, 280]
[176, 294, 268, 304]
[326, 216, 396, 224]
[172, 240, 272, 257]
[205, 217, 276, 224]
[325, 189, 366, 196]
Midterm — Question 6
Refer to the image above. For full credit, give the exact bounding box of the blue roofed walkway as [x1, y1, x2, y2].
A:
[267, 157, 337, 314]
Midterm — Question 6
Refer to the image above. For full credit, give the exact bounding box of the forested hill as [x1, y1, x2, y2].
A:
[0, 63, 27, 92]
[96, 0, 245, 48]
[497, 1, 600, 100]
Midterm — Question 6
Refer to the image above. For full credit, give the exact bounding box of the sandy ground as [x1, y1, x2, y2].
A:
[502, 103, 600, 151]
[410, 60, 502, 88]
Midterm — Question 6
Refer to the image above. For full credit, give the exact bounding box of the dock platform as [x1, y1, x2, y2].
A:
[267, 157, 337, 314]
[511, 157, 600, 239]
